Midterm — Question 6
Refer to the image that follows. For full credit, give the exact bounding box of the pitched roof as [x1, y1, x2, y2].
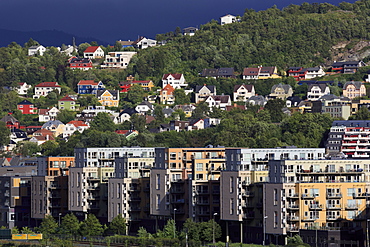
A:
[67, 120, 89, 127]
[233, 84, 254, 92]
[42, 120, 64, 128]
[217, 68, 234, 76]
[201, 69, 218, 77]
[84, 46, 100, 53]
[212, 95, 230, 103]
[271, 83, 292, 94]
[69, 56, 92, 64]
[59, 95, 75, 102]
[0, 114, 19, 124]
[243, 67, 260, 76]
[162, 73, 183, 80]
[120, 108, 139, 116]
[195, 85, 216, 93]
[35, 82, 60, 88]
[78, 80, 98, 85]
[259, 66, 276, 74]
[308, 84, 328, 92]
[161, 84, 175, 94]
[343, 81, 364, 90]
[18, 100, 33, 105]
[96, 89, 119, 99]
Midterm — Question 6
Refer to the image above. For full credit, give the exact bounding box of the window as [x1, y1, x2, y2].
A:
[196, 163, 203, 171]
[156, 194, 160, 210]
[230, 198, 234, 215]
[347, 188, 355, 197]
[156, 174, 160, 190]
[274, 189, 278, 205]
[230, 177, 234, 193]
[274, 211, 278, 228]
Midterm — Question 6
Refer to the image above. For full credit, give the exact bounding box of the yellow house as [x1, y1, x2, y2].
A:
[97, 89, 120, 107]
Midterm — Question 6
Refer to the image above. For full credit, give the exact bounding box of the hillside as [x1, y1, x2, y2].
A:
[0, 29, 109, 47]
[125, 0, 370, 81]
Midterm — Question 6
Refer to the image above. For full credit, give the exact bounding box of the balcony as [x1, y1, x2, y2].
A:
[244, 212, 255, 220]
[242, 203, 254, 208]
[287, 216, 300, 221]
[129, 207, 141, 211]
[326, 204, 342, 210]
[287, 204, 299, 210]
[326, 216, 341, 221]
[326, 193, 342, 199]
[345, 204, 359, 210]
[195, 190, 209, 195]
[353, 193, 370, 199]
[309, 204, 323, 210]
[302, 194, 315, 199]
[172, 199, 185, 204]
[287, 193, 299, 198]
[243, 191, 254, 197]
[287, 226, 299, 232]
[302, 217, 316, 222]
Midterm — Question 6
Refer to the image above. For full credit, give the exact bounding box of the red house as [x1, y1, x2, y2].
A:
[0, 114, 20, 129]
[17, 100, 37, 114]
[68, 56, 93, 70]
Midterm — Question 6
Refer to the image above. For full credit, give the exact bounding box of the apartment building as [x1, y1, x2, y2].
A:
[0, 177, 32, 229]
[108, 155, 154, 233]
[70, 147, 155, 222]
[326, 120, 370, 158]
[37, 156, 75, 176]
[220, 147, 325, 244]
[221, 156, 370, 246]
[31, 176, 69, 222]
[150, 147, 226, 225]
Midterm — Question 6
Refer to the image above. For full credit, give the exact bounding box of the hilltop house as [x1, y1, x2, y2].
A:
[269, 83, 293, 100]
[132, 37, 157, 49]
[135, 101, 154, 114]
[331, 61, 366, 74]
[38, 107, 60, 122]
[68, 56, 93, 70]
[96, 90, 120, 107]
[233, 84, 255, 102]
[33, 82, 61, 99]
[243, 66, 280, 80]
[101, 51, 137, 69]
[83, 46, 104, 59]
[62, 120, 89, 138]
[119, 80, 154, 92]
[160, 84, 175, 104]
[220, 14, 238, 25]
[0, 114, 20, 129]
[195, 85, 216, 103]
[307, 84, 330, 100]
[183, 27, 198, 36]
[204, 95, 232, 110]
[17, 100, 37, 114]
[162, 73, 187, 89]
[15, 82, 32, 95]
[41, 120, 65, 137]
[287, 66, 326, 81]
[342, 81, 366, 99]
[28, 45, 46, 56]
[58, 95, 80, 111]
[77, 80, 105, 94]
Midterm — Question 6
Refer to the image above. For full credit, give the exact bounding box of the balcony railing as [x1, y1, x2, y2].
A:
[326, 204, 342, 210]
[326, 193, 342, 198]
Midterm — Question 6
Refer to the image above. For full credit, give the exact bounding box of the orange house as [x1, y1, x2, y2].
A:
[41, 157, 75, 176]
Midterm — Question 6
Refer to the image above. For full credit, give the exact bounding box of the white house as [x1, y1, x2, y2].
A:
[62, 120, 89, 138]
[135, 101, 154, 114]
[33, 82, 61, 99]
[233, 84, 255, 102]
[16, 82, 32, 95]
[195, 85, 216, 103]
[220, 14, 238, 25]
[204, 95, 232, 110]
[305, 67, 326, 79]
[101, 51, 137, 69]
[133, 37, 157, 49]
[307, 84, 330, 100]
[162, 73, 187, 89]
[28, 45, 46, 56]
[38, 107, 60, 122]
[83, 46, 105, 59]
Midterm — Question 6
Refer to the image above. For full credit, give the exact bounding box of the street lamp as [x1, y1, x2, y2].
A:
[58, 213, 62, 227]
[173, 208, 177, 239]
[213, 213, 218, 244]
[263, 216, 268, 245]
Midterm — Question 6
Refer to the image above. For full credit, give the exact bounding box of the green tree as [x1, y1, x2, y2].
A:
[156, 219, 176, 239]
[15, 141, 40, 156]
[56, 110, 76, 124]
[354, 106, 370, 120]
[192, 101, 209, 119]
[173, 89, 190, 105]
[264, 98, 286, 123]
[90, 112, 116, 132]
[60, 213, 80, 236]
[199, 219, 221, 242]
[41, 140, 60, 156]
[108, 214, 127, 235]
[182, 219, 200, 241]
[0, 121, 10, 148]
[137, 227, 151, 238]
[130, 114, 146, 132]
[80, 214, 103, 237]
[38, 215, 58, 238]
[127, 84, 145, 104]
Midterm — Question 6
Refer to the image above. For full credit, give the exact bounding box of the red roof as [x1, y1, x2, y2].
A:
[162, 73, 183, 80]
[78, 80, 98, 85]
[115, 130, 129, 135]
[26, 126, 42, 128]
[67, 120, 88, 127]
[35, 82, 60, 88]
[161, 84, 175, 94]
[84, 46, 100, 53]
[243, 68, 260, 76]
[19, 82, 25, 86]
[59, 95, 75, 102]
